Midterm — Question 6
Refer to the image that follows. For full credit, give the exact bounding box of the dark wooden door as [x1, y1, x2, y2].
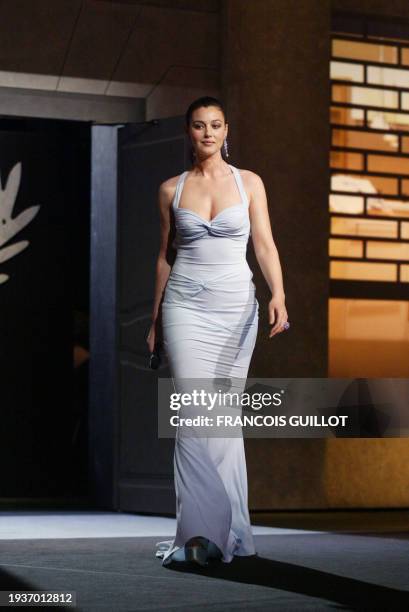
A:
[90, 117, 188, 512]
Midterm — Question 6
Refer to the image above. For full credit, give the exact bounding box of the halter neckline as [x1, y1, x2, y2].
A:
[172, 164, 248, 224]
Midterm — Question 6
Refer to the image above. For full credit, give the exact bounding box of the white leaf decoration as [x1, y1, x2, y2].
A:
[0, 161, 41, 284]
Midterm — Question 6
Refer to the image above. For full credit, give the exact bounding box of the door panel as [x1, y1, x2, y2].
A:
[90, 117, 188, 512]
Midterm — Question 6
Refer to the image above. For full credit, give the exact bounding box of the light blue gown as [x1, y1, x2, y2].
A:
[156, 164, 259, 565]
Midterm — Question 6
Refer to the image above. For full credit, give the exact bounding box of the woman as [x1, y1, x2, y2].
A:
[147, 96, 288, 567]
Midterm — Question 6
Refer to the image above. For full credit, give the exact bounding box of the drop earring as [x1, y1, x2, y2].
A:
[223, 138, 229, 158]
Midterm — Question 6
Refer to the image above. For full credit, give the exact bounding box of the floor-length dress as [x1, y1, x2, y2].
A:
[156, 164, 259, 565]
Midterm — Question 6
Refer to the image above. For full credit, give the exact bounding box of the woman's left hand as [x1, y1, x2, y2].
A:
[268, 294, 288, 338]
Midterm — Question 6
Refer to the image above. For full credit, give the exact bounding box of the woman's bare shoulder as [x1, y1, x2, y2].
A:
[237, 168, 265, 199]
[158, 173, 183, 206]
[160, 173, 184, 192]
[238, 168, 264, 184]
[159, 174, 180, 206]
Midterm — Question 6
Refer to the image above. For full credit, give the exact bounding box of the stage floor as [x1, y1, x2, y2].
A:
[0, 510, 407, 611]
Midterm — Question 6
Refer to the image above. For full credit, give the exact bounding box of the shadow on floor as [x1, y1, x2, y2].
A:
[165, 554, 409, 610]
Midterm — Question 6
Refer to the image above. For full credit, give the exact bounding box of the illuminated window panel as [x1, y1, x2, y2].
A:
[368, 154, 409, 175]
[329, 298, 409, 377]
[402, 179, 409, 195]
[401, 93, 409, 110]
[330, 61, 364, 82]
[331, 173, 398, 195]
[331, 105, 364, 126]
[332, 39, 398, 64]
[401, 265, 409, 281]
[366, 240, 409, 260]
[329, 194, 364, 214]
[401, 137, 409, 152]
[402, 222, 409, 238]
[331, 216, 397, 238]
[330, 150, 363, 170]
[367, 110, 409, 132]
[330, 260, 397, 281]
[330, 298, 407, 340]
[332, 128, 398, 152]
[330, 27, 409, 298]
[402, 48, 409, 66]
[367, 197, 409, 217]
[329, 238, 363, 258]
[367, 66, 409, 88]
[332, 84, 398, 108]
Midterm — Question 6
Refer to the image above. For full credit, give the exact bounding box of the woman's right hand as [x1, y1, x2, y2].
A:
[146, 322, 157, 354]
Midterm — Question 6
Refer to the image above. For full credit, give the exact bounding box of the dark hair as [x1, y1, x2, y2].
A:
[185, 96, 227, 126]
[185, 96, 228, 165]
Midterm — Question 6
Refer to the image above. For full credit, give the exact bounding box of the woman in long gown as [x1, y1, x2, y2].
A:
[147, 96, 288, 566]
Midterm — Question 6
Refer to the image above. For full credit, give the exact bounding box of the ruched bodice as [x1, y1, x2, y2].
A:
[172, 164, 251, 250]
[167, 164, 255, 276]
[157, 163, 258, 567]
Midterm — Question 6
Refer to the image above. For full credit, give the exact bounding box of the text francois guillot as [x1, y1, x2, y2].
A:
[167, 390, 349, 428]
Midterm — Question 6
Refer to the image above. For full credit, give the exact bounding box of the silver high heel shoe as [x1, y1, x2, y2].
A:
[185, 537, 209, 567]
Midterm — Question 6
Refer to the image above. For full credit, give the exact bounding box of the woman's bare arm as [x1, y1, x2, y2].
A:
[147, 178, 177, 351]
[246, 171, 288, 338]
